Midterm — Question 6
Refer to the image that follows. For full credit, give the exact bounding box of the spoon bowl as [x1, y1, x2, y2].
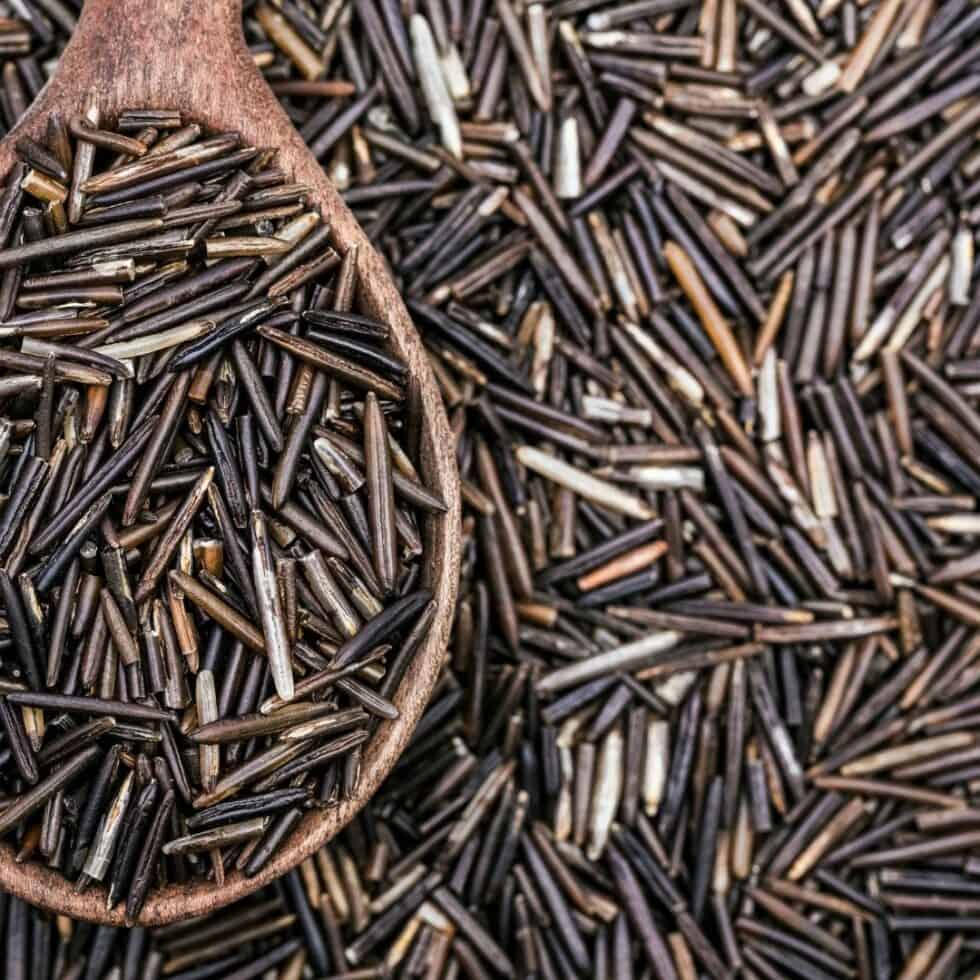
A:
[0, 0, 460, 926]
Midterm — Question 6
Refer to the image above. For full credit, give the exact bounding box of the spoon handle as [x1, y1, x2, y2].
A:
[0, 0, 265, 153]
[67, 0, 245, 84]
[54, 0, 248, 115]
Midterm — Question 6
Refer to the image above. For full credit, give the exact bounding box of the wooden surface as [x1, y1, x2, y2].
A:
[0, 0, 460, 925]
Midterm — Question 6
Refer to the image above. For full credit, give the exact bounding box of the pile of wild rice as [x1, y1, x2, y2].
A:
[239, 0, 980, 976]
[6, 0, 980, 975]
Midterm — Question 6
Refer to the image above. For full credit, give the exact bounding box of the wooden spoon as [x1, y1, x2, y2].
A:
[0, 0, 460, 925]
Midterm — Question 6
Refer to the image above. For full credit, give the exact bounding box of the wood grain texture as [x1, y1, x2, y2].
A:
[0, 0, 460, 925]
